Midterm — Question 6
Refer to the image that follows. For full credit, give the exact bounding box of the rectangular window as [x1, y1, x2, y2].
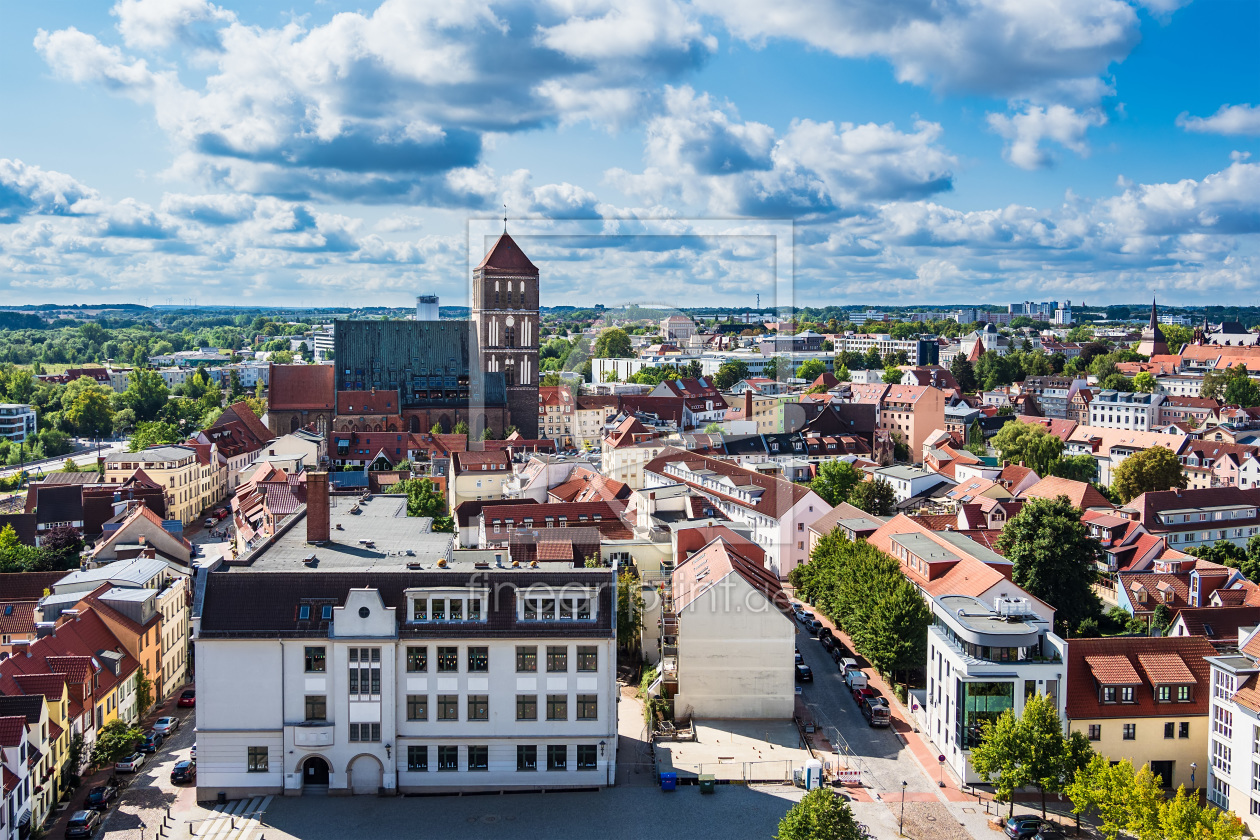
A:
[576, 744, 598, 770]
[1216, 706, 1234, 739]
[547, 695, 568, 721]
[468, 745, 488, 771]
[517, 745, 537, 771]
[468, 647, 489, 673]
[406, 647, 427, 673]
[437, 647, 459, 672]
[1103, 687, 1117, 703]
[576, 646, 598, 672]
[304, 695, 326, 722]
[437, 695, 459, 721]
[406, 695, 428, 721]
[547, 744, 567, 771]
[468, 598, 482, 621]
[298, 605, 310, 620]
[1165, 722, 1175, 739]
[516, 646, 538, 672]
[438, 745, 458, 771]
[517, 695, 537, 721]
[1087, 725, 1101, 741]
[304, 646, 326, 672]
[432, 599, 445, 621]
[1158, 686, 1170, 702]
[1121, 687, 1134, 703]
[412, 599, 427, 621]
[576, 695, 598, 721]
[407, 745, 428, 772]
[467, 695, 489, 721]
[247, 747, 268, 772]
[1214, 739, 1233, 775]
[1181, 722, 1191, 739]
[1178, 686, 1190, 702]
[450, 600, 463, 621]
[547, 646, 568, 672]
[1123, 724, 1136, 740]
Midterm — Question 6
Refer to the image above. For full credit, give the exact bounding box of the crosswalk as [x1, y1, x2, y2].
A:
[193, 795, 274, 840]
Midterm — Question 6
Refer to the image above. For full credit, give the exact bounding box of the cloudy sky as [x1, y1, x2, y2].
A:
[1, 0, 1257, 309]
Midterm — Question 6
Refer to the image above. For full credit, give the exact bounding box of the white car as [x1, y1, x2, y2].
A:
[153, 716, 179, 736]
[115, 752, 146, 773]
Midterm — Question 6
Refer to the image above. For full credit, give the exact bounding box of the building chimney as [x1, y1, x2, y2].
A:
[12, 639, 32, 657]
[307, 471, 331, 544]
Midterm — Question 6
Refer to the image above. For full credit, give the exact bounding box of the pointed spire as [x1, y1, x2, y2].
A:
[503, 204, 508, 234]
[1150, 295, 1159, 330]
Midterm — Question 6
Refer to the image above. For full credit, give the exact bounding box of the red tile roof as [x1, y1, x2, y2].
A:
[0, 716, 25, 747]
[1065, 636, 1216, 721]
[476, 231, 538, 274]
[672, 537, 791, 615]
[268, 364, 334, 411]
[10, 673, 68, 700]
[1021, 476, 1114, 510]
[643, 447, 818, 519]
[1136, 653, 1196, 684]
[453, 450, 511, 471]
[336, 389, 399, 415]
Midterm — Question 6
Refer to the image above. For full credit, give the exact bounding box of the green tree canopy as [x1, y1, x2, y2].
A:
[1132, 371, 1156, 393]
[1046, 453, 1098, 483]
[810, 460, 863, 507]
[90, 720, 144, 769]
[713, 360, 750, 390]
[395, 477, 453, 532]
[847, 478, 896, 516]
[796, 358, 826, 381]
[996, 495, 1103, 632]
[991, 422, 1064, 477]
[950, 355, 978, 392]
[128, 420, 182, 452]
[121, 368, 170, 422]
[775, 787, 865, 840]
[1111, 446, 1186, 503]
[592, 327, 633, 359]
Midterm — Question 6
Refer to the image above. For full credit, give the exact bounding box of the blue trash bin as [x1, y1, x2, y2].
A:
[660, 772, 677, 791]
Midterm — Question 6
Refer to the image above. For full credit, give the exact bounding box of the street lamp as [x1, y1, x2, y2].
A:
[900, 780, 908, 836]
[1191, 762, 1197, 787]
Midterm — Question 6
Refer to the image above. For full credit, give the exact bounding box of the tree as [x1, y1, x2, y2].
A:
[1112, 446, 1186, 503]
[713, 360, 750, 390]
[847, 478, 896, 516]
[1159, 786, 1243, 840]
[616, 569, 643, 651]
[992, 422, 1064, 477]
[1047, 453, 1098, 483]
[1224, 370, 1260, 408]
[0, 524, 43, 572]
[997, 495, 1103, 632]
[129, 421, 182, 452]
[775, 786, 864, 840]
[592, 328, 633, 359]
[1151, 602, 1172, 634]
[121, 368, 169, 422]
[452, 420, 469, 435]
[970, 706, 1025, 816]
[1132, 371, 1156, 393]
[703, 422, 721, 433]
[66, 385, 115, 438]
[396, 478, 453, 532]
[89, 720, 144, 769]
[430, 422, 443, 434]
[950, 355, 978, 392]
[811, 460, 863, 507]
[40, 525, 83, 571]
[136, 665, 154, 714]
[861, 346, 882, 370]
[796, 358, 826, 381]
[881, 366, 902, 384]
[863, 580, 930, 679]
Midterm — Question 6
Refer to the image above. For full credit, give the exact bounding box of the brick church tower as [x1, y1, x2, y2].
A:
[472, 231, 540, 438]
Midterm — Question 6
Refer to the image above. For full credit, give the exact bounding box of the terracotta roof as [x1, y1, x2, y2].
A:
[1126, 487, 1260, 531]
[643, 447, 819, 520]
[808, 502, 885, 537]
[10, 673, 68, 700]
[535, 540, 574, 561]
[672, 537, 791, 616]
[907, 513, 958, 531]
[1136, 653, 1195, 684]
[483, 501, 631, 541]
[336, 389, 399, 415]
[0, 716, 25, 747]
[268, 364, 334, 411]
[475, 231, 538, 274]
[547, 472, 630, 505]
[1021, 476, 1114, 510]
[1065, 636, 1216, 720]
[0, 601, 35, 637]
[214, 401, 272, 448]
[0, 572, 66, 601]
[453, 450, 510, 471]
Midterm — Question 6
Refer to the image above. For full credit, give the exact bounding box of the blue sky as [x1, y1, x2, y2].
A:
[0, 0, 1257, 309]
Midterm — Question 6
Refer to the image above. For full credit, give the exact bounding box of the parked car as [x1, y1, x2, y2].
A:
[838, 657, 859, 674]
[171, 760, 197, 784]
[191, 744, 196, 760]
[153, 716, 180, 736]
[215, 508, 229, 520]
[137, 731, 163, 753]
[795, 664, 814, 683]
[794, 652, 804, 665]
[84, 782, 118, 810]
[65, 810, 102, 839]
[115, 752, 146, 773]
[177, 689, 196, 708]
[819, 635, 836, 653]
[1005, 816, 1046, 840]
[862, 696, 892, 728]
[797, 611, 815, 626]
[1033, 825, 1065, 840]
[844, 668, 868, 690]
[852, 686, 875, 706]
[806, 619, 824, 634]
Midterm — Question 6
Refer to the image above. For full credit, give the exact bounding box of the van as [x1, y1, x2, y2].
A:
[844, 668, 868, 690]
[838, 657, 858, 675]
[862, 696, 891, 727]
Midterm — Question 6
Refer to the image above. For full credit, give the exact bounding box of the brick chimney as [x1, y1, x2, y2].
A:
[307, 471, 330, 544]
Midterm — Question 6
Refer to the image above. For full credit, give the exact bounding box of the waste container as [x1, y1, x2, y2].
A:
[660, 772, 677, 792]
[699, 774, 716, 794]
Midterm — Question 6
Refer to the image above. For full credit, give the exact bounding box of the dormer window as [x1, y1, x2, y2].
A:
[298, 605, 311, 620]
[321, 605, 333, 620]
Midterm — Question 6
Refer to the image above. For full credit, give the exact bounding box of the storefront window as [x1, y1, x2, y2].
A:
[957, 680, 1014, 749]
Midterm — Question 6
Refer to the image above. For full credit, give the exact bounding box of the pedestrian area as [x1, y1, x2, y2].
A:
[653, 720, 815, 783]
[187, 795, 273, 840]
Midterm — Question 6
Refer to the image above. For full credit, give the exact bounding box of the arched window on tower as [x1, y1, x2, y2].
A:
[504, 363, 515, 388]
[505, 325, 515, 348]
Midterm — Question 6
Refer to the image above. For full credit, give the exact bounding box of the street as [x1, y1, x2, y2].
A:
[0, 438, 126, 479]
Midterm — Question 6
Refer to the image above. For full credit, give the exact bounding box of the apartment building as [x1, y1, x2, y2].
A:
[834, 333, 933, 365]
[1203, 625, 1260, 825]
[1123, 487, 1260, 552]
[449, 450, 512, 510]
[643, 448, 830, 579]
[1019, 377, 1087, 419]
[871, 384, 945, 458]
[0, 405, 36, 443]
[1088, 391, 1166, 431]
[601, 416, 675, 490]
[1065, 428, 1189, 486]
[104, 444, 225, 526]
[195, 497, 617, 799]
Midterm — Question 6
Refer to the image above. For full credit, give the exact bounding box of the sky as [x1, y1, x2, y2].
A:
[0, 0, 1258, 310]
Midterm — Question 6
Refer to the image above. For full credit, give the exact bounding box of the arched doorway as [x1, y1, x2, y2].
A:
[348, 754, 383, 795]
[302, 755, 330, 793]
[289, 415, 300, 433]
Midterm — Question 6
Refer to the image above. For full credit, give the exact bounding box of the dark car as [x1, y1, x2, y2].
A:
[137, 731, 163, 753]
[819, 634, 836, 653]
[84, 782, 118, 810]
[178, 689, 196, 708]
[794, 651, 804, 665]
[795, 664, 813, 683]
[1033, 824, 1065, 840]
[65, 810, 102, 839]
[1005, 815, 1046, 840]
[171, 760, 197, 784]
[862, 696, 892, 728]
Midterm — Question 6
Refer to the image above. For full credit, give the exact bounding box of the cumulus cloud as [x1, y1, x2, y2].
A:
[987, 104, 1107, 170]
[0, 159, 99, 223]
[1177, 104, 1260, 137]
[606, 86, 954, 218]
[113, 0, 236, 51]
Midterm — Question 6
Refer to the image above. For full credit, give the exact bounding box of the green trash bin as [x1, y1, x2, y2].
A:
[699, 774, 716, 794]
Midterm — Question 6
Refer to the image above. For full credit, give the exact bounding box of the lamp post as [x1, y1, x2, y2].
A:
[1191, 762, 1197, 787]
[900, 780, 907, 836]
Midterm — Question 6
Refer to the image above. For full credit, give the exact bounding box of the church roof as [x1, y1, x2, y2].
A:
[476, 232, 538, 275]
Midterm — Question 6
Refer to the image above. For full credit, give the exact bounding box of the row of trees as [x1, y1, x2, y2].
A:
[788, 530, 930, 679]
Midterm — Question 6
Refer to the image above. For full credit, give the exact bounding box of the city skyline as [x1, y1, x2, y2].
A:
[0, 0, 1258, 308]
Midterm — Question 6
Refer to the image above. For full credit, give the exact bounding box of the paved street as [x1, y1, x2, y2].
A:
[0, 438, 125, 479]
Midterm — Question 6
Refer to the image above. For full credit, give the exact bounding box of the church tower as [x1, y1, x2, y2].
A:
[1136, 296, 1170, 357]
[472, 231, 540, 438]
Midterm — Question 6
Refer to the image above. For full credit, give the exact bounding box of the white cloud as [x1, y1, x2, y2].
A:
[987, 104, 1107, 170]
[1177, 104, 1260, 137]
[112, 0, 236, 51]
[0, 159, 99, 222]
